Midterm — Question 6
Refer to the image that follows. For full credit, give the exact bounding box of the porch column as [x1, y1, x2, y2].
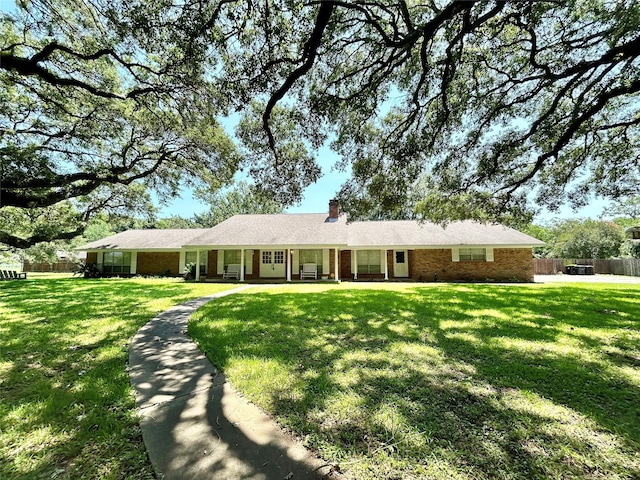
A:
[195, 250, 201, 281]
[286, 249, 291, 282]
[384, 249, 389, 280]
[240, 248, 245, 281]
[353, 249, 358, 280]
[334, 248, 339, 281]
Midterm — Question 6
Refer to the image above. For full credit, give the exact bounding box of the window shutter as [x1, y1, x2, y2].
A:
[451, 248, 460, 262]
[323, 249, 330, 275]
[293, 250, 299, 274]
[486, 248, 494, 262]
[130, 252, 137, 274]
[97, 251, 103, 265]
[246, 250, 253, 274]
[179, 251, 186, 274]
[217, 249, 225, 274]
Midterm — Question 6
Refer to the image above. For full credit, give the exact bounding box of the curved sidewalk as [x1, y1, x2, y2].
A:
[128, 286, 331, 479]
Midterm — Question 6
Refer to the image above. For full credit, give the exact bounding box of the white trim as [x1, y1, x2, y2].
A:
[195, 250, 201, 281]
[334, 247, 339, 281]
[130, 252, 137, 274]
[384, 249, 389, 280]
[286, 249, 291, 282]
[240, 249, 245, 281]
[245, 250, 253, 275]
[352, 249, 358, 280]
[322, 248, 330, 276]
[486, 247, 494, 262]
[179, 251, 186, 273]
[452, 248, 460, 262]
[292, 250, 300, 274]
[217, 249, 225, 274]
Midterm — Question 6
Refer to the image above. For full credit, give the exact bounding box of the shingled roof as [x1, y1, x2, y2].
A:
[77, 229, 211, 250]
[347, 220, 545, 248]
[185, 214, 348, 247]
[77, 215, 544, 250]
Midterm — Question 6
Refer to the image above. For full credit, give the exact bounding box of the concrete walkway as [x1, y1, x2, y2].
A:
[128, 286, 331, 480]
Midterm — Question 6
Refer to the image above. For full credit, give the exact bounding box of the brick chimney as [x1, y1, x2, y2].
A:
[329, 199, 339, 219]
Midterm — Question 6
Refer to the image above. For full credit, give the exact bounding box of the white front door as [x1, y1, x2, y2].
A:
[394, 250, 409, 277]
[260, 250, 286, 278]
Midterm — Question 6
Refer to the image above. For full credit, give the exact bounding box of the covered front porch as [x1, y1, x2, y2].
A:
[185, 246, 413, 282]
[187, 246, 342, 282]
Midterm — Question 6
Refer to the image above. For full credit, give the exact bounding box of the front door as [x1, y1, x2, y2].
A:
[260, 250, 286, 278]
[394, 250, 409, 277]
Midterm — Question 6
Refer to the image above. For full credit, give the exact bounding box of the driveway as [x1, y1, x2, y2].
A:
[535, 274, 640, 284]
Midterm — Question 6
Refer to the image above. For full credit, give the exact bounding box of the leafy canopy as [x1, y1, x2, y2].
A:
[3, 0, 640, 246]
[219, 0, 640, 223]
[1, 0, 239, 247]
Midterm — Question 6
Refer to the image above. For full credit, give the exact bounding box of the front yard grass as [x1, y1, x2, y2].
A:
[190, 283, 640, 480]
[0, 277, 237, 480]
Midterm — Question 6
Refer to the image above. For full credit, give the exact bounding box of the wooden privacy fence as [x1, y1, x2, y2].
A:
[533, 258, 640, 276]
[22, 261, 76, 272]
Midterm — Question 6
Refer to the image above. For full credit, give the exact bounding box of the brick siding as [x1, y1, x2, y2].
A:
[411, 248, 534, 282]
[340, 248, 534, 282]
[137, 252, 180, 276]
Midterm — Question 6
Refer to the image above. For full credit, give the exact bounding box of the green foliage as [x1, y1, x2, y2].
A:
[218, 0, 640, 223]
[190, 283, 640, 480]
[534, 219, 625, 259]
[194, 181, 285, 227]
[5, 0, 640, 239]
[183, 262, 197, 280]
[155, 216, 198, 229]
[603, 196, 640, 222]
[1, 1, 239, 247]
[620, 240, 640, 258]
[73, 261, 102, 278]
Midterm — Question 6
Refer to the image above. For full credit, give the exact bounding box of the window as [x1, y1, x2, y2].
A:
[185, 252, 206, 274]
[102, 251, 131, 274]
[395, 251, 405, 263]
[262, 251, 272, 264]
[299, 249, 323, 274]
[274, 251, 284, 264]
[633, 231, 640, 240]
[224, 250, 241, 266]
[459, 248, 486, 261]
[357, 250, 381, 274]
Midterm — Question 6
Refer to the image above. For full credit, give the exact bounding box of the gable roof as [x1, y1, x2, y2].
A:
[185, 214, 348, 247]
[347, 220, 545, 248]
[77, 229, 210, 250]
[76, 216, 544, 251]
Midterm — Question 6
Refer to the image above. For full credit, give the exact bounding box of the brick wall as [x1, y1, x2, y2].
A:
[340, 250, 351, 280]
[411, 248, 534, 282]
[137, 252, 180, 276]
[208, 250, 217, 277]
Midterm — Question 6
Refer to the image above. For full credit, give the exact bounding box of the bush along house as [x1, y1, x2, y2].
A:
[77, 200, 544, 282]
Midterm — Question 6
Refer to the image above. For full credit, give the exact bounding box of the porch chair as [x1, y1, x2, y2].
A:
[300, 263, 318, 280]
[223, 264, 241, 280]
[0, 270, 8, 280]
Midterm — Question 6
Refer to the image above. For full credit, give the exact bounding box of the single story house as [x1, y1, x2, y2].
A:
[77, 200, 544, 282]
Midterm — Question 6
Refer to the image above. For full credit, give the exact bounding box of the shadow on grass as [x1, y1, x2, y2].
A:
[0, 277, 230, 480]
[190, 284, 640, 479]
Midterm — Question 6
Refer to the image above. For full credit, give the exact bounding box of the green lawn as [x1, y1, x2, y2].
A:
[190, 283, 640, 480]
[0, 276, 237, 480]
